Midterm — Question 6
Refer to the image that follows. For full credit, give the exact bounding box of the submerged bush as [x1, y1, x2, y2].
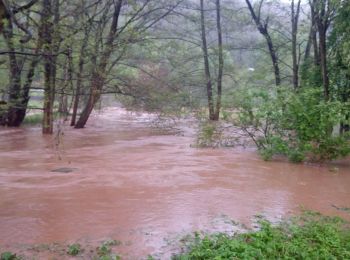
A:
[174, 212, 350, 259]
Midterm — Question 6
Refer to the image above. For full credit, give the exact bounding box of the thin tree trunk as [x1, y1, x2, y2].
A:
[318, 27, 329, 100]
[245, 0, 281, 86]
[310, 0, 319, 66]
[71, 28, 90, 126]
[214, 0, 223, 121]
[200, 0, 215, 120]
[59, 48, 72, 119]
[291, 0, 301, 90]
[304, 25, 312, 62]
[313, 0, 330, 100]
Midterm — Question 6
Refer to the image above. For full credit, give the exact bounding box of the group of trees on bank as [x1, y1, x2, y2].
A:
[0, 0, 349, 161]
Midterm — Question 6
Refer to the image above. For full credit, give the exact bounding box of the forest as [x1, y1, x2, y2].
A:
[0, 0, 350, 259]
[0, 0, 349, 161]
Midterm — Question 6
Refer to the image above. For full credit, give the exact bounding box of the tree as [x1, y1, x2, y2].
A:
[74, 0, 123, 128]
[0, 0, 41, 126]
[329, 0, 350, 133]
[245, 0, 281, 86]
[310, 0, 336, 100]
[291, 0, 301, 90]
[199, 0, 224, 121]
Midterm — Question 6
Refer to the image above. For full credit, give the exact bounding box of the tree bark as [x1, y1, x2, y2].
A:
[245, 0, 281, 86]
[313, 0, 330, 100]
[71, 26, 91, 126]
[2, 16, 22, 126]
[291, 0, 301, 90]
[214, 0, 223, 121]
[200, 0, 215, 120]
[75, 0, 123, 128]
[42, 0, 56, 134]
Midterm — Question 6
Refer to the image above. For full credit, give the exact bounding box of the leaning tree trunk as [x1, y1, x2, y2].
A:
[75, 0, 123, 128]
[245, 0, 281, 86]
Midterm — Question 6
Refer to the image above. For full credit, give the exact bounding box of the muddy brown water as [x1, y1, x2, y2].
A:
[0, 107, 350, 259]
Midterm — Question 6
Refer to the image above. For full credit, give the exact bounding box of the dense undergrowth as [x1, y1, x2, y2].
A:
[233, 87, 350, 163]
[174, 212, 350, 259]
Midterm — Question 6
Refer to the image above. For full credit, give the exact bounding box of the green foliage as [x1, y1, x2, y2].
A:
[97, 244, 112, 256]
[67, 243, 81, 256]
[330, 0, 350, 69]
[94, 240, 121, 260]
[0, 252, 19, 260]
[174, 213, 350, 259]
[195, 120, 236, 148]
[97, 255, 120, 260]
[22, 113, 43, 125]
[196, 121, 217, 147]
[235, 87, 350, 162]
[102, 240, 121, 247]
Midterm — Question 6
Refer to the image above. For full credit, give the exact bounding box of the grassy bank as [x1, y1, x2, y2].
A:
[1, 212, 350, 260]
[174, 212, 350, 259]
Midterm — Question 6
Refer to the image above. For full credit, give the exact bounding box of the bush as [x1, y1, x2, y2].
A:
[235, 87, 350, 162]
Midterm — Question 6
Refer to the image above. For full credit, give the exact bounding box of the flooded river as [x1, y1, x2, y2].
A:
[0, 107, 349, 259]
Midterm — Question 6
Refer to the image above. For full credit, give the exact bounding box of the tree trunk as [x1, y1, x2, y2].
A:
[59, 47, 73, 120]
[42, 0, 54, 134]
[318, 27, 329, 100]
[0, 0, 6, 33]
[313, 0, 330, 100]
[214, 0, 223, 121]
[75, 0, 123, 128]
[200, 0, 215, 120]
[310, 1, 320, 66]
[291, 0, 301, 90]
[2, 16, 22, 126]
[245, 0, 281, 86]
[71, 27, 90, 126]
[304, 25, 312, 62]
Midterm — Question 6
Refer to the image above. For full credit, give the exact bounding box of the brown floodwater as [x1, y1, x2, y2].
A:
[0, 107, 349, 259]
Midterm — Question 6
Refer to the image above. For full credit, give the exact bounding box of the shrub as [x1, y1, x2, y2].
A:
[174, 212, 350, 259]
[67, 243, 81, 256]
[236, 87, 350, 162]
[0, 252, 19, 260]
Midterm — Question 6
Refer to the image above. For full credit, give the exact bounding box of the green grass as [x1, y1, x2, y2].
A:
[22, 111, 61, 125]
[174, 212, 350, 259]
[22, 113, 43, 125]
[2, 213, 350, 260]
[0, 252, 20, 260]
[67, 243, 81, 256]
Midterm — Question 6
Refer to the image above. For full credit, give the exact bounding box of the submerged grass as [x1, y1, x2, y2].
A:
[174, 211, 350, 259]
[22, 113, 43, 125]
